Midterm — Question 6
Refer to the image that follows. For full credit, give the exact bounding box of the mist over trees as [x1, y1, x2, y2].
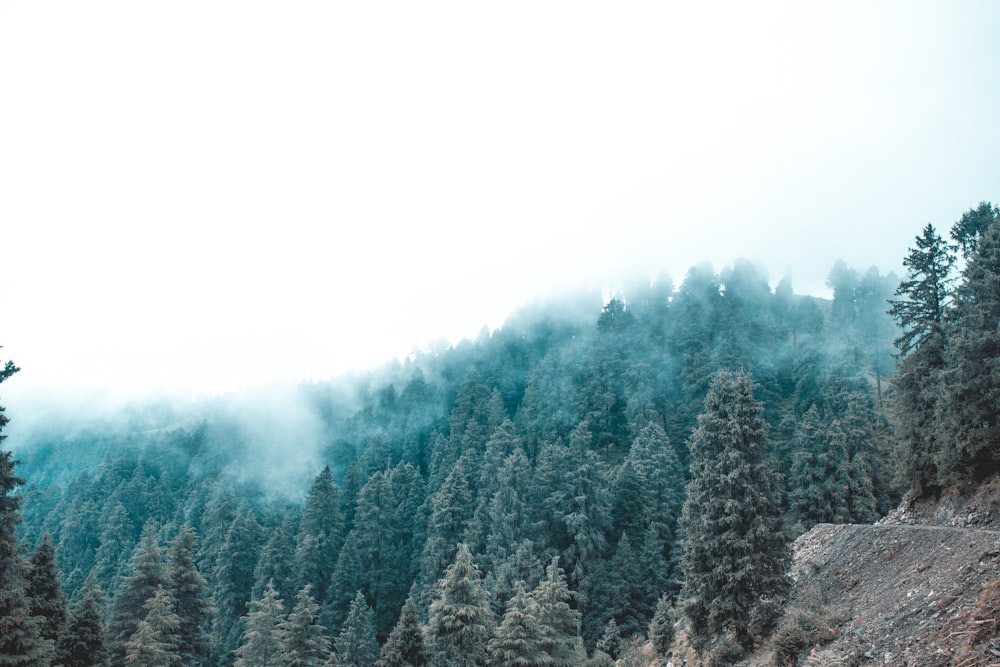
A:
[3, 202, 999, 665]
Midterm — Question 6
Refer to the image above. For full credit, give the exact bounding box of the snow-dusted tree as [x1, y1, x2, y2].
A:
[234, 582, 284, 667]
[123, 586, 182, 667]
[426, 544, 495, 667]
[486, 585, 551, 667]
[276, 585, 329, 667]
[532, 557, 583, 666]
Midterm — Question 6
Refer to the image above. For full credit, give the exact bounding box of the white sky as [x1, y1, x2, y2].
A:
[2, 1, 999, 399]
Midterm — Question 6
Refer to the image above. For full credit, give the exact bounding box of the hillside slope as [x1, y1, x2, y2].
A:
[772, 481, 1000, 666]
[789, 522, 1000, 666]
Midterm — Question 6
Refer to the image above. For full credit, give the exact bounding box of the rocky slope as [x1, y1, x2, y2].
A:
[774, 477, 1000, 666]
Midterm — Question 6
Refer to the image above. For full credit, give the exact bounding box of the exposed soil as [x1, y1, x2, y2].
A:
[787, 522, 1000, 666]
[658, 479, 1000, 667]
[764, 478, 1000, 666]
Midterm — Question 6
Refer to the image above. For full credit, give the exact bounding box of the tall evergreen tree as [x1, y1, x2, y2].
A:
[888, 223, 955, 490]
[253, 526, 296, 605]
[788, 406, 850, 530]
[416, 462, 473, 608]
[328, 591, 378, 667]
[426, 544, 495, 667]
[937, 217, 1000, 482]
[295, 467, 343, 607]
[211, 512, 262, 667]
[276, 585, 329, 667]
[123, 586, 182, 667]
[375, 598, 429, 667]
[679, 370, 789, 653]
[950, 201, 998, 260]
[166, 526, 211, 666]
[26, 533, 68, 651]
[0, 353, 50, 666]
[233, 582, 284, 667]
[57, 575, 108, 667]
[486, 585, 551, 667]
[92, 502, 137, 597]
[648, 594, 675, 656]
[531, 558, 583, 667]
[108, 523, 169, 667]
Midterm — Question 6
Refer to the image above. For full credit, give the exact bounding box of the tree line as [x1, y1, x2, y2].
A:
[2, 201, 996, 665]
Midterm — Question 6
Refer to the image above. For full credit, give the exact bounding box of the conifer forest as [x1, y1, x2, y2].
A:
[2, 203, 1000, 666]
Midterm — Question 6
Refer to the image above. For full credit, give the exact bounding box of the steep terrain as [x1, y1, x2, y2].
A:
[772, 479, 1000, 666]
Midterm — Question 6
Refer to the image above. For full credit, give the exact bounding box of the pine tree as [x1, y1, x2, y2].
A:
[937, 216, 1000, 482]
[788, 406, 850, 530]
[108, 522, 168, 667]
[57, 575, 108, 667]
[123, 586, 182, 667]
[594, 620, 621, 661]
[415, 461, 472, 608]
[486, 585, 551, 667]
[233, 582, 284, 667]
[92, 502, 137, 596]
[950, 201, 998, 260]
[211, 511, 262, 667]
[375, 598, 429, 667]
[253, 526, 296, 605]
[531, 557, 582, 667]
[426, 544, 495, 667]
[648, 594, 675, 656]
[295, 467, 343, 607]
[888, 223, 955, 490]
[276, 585, 329, 667]
[0, 354, 50, 667]
[166, 525, 211, 666]
[329, 591, 378, 667]
[679, 370, 789, 653]
[26, 533, 68, 650]
[562, 425, 612, 648]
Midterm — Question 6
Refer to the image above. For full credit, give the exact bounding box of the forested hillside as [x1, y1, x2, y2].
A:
[2, 202, 998, 666]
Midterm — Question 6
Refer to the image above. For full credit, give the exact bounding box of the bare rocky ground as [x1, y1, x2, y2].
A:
[658, 479, 1000, 667]
[772, 477, 1000, 666]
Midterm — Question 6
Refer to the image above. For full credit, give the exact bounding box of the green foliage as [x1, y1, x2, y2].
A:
[108, 523, 169, 667]
[26, 533, 68, 648]
[57, 575, 108, 667]
[376, 597, 429, 667]
[295, 466, 343, 607]
[679, 370, 790, 653]
[594, 619, 621, 660]
[532, 557, 583, 667]
[648, 594, 675, 655]
[329, 591, 378, 667]
[486, 585, 551, 667]
[427, 544, 495, 667]
[123, 586, 182, 667]
[233, 582, 284, 667]
[936, 217, 1000, 482]
[276, 585, 329, 667]
[770, 605, 838, 667]
[9, 252, 925, 664]
[166, 526, 212, 666]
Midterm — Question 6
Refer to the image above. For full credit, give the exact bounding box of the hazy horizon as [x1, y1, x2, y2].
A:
[3, 1, 999, 399]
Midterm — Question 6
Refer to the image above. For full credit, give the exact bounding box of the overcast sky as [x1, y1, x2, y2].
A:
[2, 1, 998, 399]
